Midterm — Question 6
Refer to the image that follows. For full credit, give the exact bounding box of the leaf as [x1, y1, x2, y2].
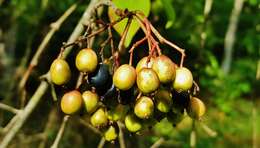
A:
[108, 0, 151, 47]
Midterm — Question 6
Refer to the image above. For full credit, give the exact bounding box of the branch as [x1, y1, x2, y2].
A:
[117, 121, 126, 148]
[190, 120, 196, 148]
[39, 107, 59, 148]
[78, 118, 102, 135]
[221, 0, 244, 74]
[0, 103, 20, 114]
[62, 0, 104, 58]
[97, 137, 106, 148]
[0, 81, 49, 148]
[150, 137, 165, 148]
[0, 1, 104, 147]
[199, 122, 217, 137]
[50, 115, 70, 148]
[18, 4, 77, 90]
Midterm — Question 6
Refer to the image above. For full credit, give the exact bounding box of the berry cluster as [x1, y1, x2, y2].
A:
[49, 10, 206, 142]
[49, 47, 205, 142]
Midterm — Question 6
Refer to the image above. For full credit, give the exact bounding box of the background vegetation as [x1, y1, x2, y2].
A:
[0, 0, 259, 147]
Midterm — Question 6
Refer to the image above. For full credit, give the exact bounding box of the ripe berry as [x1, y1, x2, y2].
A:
[82, 91, 99, 113]
[136, 56, 155, 73]
[125, 113, 142, 132]
[75, 48, 98, 73]
[172, 90, 190, 111]
[88, 64, 110, 88]
[60, 90, 82, 114]
[137, 68, 159, 94]
[50, 59, 71, 85]
[113, 64, 136, 90]
[152, 55, 176, 83]
[90, 108, 108, 127]
[104, 125, 118, 141]
[107, 104, 129, 121]
[134, 96, 154, 119]
[187, 97, 206, 120]
[173, 67, 193, 92]
[154, 89, 172, 113]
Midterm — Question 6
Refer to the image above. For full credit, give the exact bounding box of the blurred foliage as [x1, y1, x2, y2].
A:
[0, 0, 259, 147]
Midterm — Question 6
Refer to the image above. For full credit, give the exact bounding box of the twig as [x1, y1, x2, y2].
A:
[62, 0, 111, 58]
[117, 121, 126, 148]
[97, 137, 106, 148]
[221, 0, 244, 74]
[118, 17, 132, 53]
[18, 4, 77, 91]
[0, 103, 20, 114]
[79, 118, 102, 135]
[76, 72, 84, 89]
[1, 115, 19, 134]
[39, 107, 59, 148]
[199, 122, 217, 137]
[50, 115, 70, 148]
[150, 137, 165, 148]
[190, 120, 196, 148]
[128, 36, 147, 66]
[0, 81, 49, 148]
[50, 82, 58, 101]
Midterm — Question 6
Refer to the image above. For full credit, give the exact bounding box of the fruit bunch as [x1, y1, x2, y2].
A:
[49, 10, 206, 142]
[49, 47, 206, 142]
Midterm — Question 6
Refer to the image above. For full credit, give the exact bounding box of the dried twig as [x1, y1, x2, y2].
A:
[97, 137, 106, 148]
[0, 1, 102, 147]
[221, 0, 244, 74]
[50, 115, 70, 148]
[0, 103, 20, 114]
[199, 122, 217, 137]
[18, 4, 77, 91]
[78, 118, 102, 135]
[151, 137, 165, 148]
[117, 121, 126, 148]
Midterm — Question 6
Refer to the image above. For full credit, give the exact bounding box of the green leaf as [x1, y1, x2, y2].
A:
[108, 0, 151, 47]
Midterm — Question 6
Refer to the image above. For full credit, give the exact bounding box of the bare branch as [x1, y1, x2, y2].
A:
[151, 137, 165, 148]
[97, 137, 106, 148]
[0, 1, 104, 147]
[117, 121, 126, 148]
[0, 81, 49, 148]
[50, 115, 70, 148]
[199, 122, 217, 137]
[18, 4, 77, 90]
[79, 118, 102, 135]
[0, 103, 20, 114]
[221, 0, 244, 74]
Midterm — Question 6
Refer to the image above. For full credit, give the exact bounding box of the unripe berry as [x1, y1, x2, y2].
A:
[152, 55, 176, 83]
[61, 90, 82, 114]
[50, 59, 71, 85]
[187, 97, 206, 119]
[134, 96, 154, 119]
[113, 64, 136, 90]
[75, 48, 98, 73]
[82, 91, 99, 113]
[90, 108, 108, 127]
[136, 56, 155, 73]
[125, 113, 142, 132]
[173, 67, 193, 92]
[137, 68, 159, 94]
[104, 125, 118, 141]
